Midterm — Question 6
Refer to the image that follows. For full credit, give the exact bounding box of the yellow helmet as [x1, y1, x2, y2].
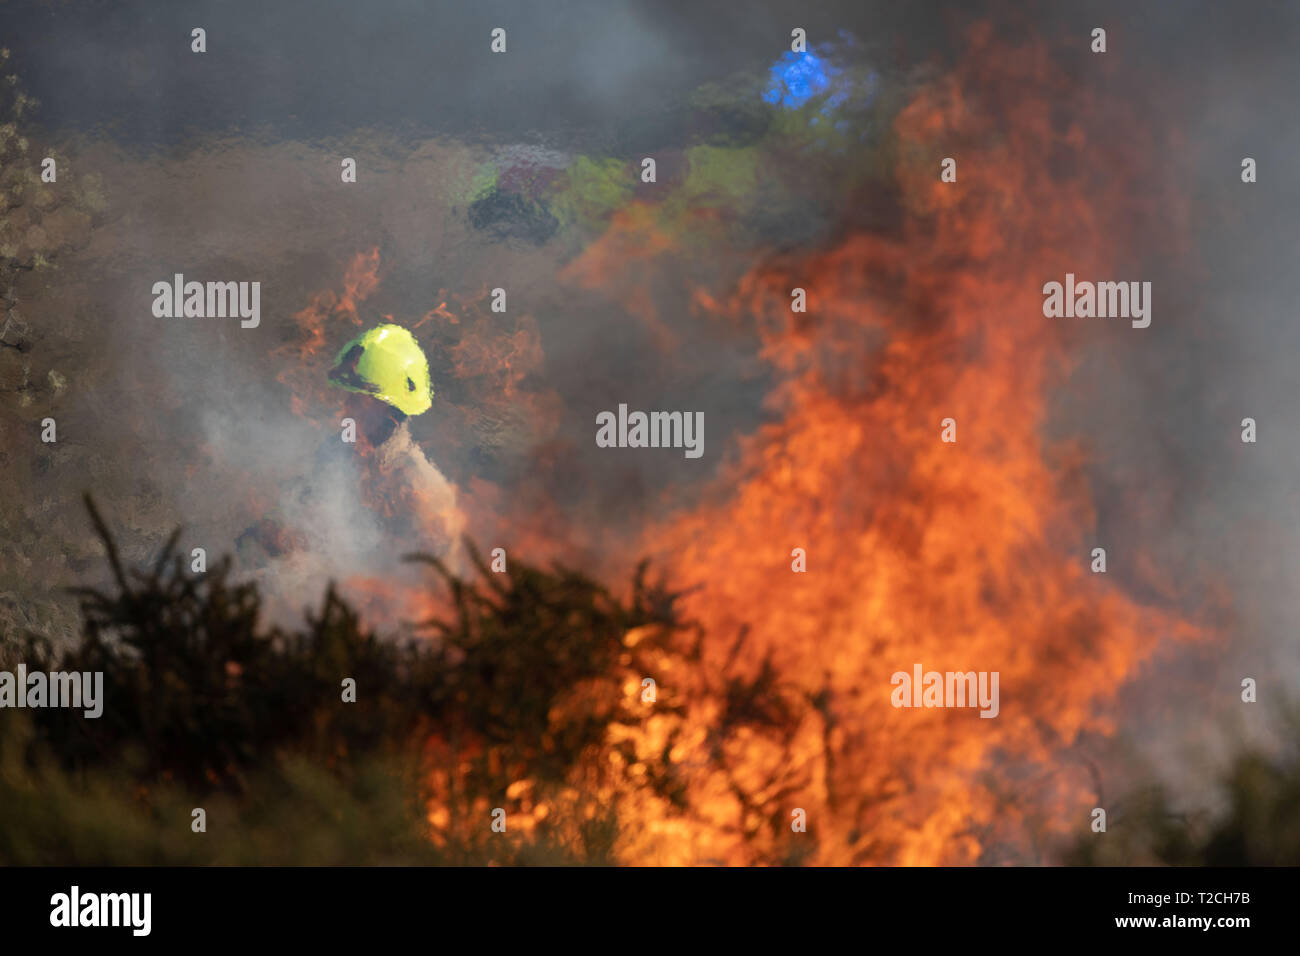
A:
[328, 324, 433, 416]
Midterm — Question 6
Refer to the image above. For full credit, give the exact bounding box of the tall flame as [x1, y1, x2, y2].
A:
[609, 28, 1203, 864]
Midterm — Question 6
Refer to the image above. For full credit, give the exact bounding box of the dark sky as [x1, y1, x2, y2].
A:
[7, 0, 1296, 145]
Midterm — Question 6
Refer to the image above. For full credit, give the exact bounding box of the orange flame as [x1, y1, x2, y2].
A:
[605, 28, 1203, 864]
[293, 29, 1207, 865]
[276, 247, 383, 422]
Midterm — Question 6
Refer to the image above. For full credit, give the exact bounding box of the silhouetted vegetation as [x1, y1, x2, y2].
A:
[0, 496, 800, 864]
[1067, 706, 1300, 866]
[5, 497, 1298, 865]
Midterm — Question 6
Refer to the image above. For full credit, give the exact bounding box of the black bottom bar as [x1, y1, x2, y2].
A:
[0, 865, 1280, 943]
